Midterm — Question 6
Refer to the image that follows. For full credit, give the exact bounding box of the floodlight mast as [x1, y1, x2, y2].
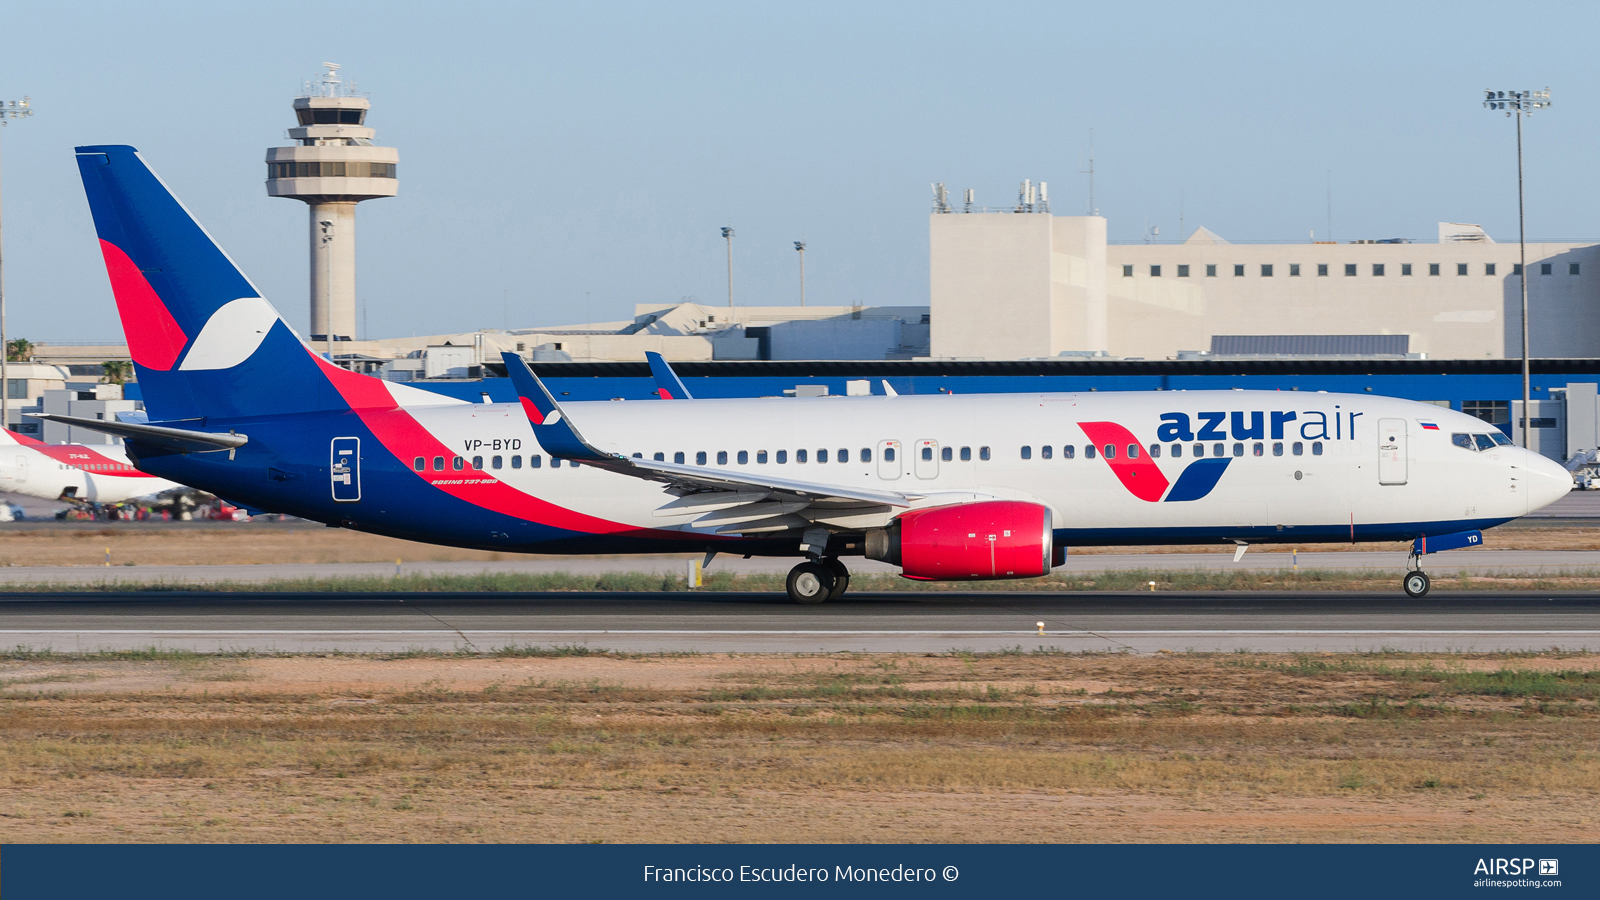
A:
[0, 97, 35, 437]
[721, 227, 735, 307]
[1482, 88, 1552, 448]
[794, 241, 806, 307]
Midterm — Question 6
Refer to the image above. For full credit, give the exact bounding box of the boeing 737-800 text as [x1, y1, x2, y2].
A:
[42, 145, 1573, 602]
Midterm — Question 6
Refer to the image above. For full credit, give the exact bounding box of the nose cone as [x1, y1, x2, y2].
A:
[1523, 449, 1573, 514]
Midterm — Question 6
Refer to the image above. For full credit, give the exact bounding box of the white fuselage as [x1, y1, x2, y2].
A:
[402, 390, 1572, 545]
[0, 438, 179, 504]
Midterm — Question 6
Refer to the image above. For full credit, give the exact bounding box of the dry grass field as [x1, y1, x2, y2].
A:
[0, 650, 1594, 843]
[0, 521, 1597, 569]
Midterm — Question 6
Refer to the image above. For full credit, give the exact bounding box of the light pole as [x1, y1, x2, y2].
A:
[721, 226, 735, 307]
[794, 241, 806, 307]
[0, 97, 34, 436]
[1483, 88, 1551, 448]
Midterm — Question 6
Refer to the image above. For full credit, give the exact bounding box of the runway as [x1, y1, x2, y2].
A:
[1, 591, 1596, 654]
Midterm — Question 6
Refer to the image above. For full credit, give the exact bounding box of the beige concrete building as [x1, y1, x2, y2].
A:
[931, 212, 1600, 360]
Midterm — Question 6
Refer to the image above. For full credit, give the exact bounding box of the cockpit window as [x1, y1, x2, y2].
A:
[1452, 433, 1475, 451]
[1473, 434, 1498, 451]
[1490, 432, 1513, 447]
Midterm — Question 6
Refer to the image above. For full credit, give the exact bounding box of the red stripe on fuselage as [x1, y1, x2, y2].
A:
[310, 352, 685, 538]
[8, 431, 157, 477]
[1077, 421, 1170, 503]
[97, 240, 188, 371]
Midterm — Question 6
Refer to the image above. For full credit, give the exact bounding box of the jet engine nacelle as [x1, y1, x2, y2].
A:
[865, 500, 1054, 580]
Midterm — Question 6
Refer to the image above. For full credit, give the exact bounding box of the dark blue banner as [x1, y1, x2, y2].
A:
[4, 844, 1594, 899]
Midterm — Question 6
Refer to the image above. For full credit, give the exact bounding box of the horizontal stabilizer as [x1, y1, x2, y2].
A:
[27, 413, 247, 453]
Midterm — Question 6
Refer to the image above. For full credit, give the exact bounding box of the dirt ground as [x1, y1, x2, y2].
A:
[0, 650, 1594, 843]
[0, 521, 1598, 568]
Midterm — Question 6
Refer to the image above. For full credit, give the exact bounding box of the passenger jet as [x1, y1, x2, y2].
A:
[41, 145, 1573, 602]
[0, 426, 178, 505]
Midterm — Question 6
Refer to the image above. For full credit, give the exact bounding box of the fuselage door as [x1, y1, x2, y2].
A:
[877, 440, 902, 480]
[914, 439, 939, 479]
[331, 437, 361, 502]
[1378, 418, 1407, 485]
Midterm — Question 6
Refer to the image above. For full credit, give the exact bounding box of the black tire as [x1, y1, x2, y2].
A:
[1402, 570, 1431, 598]
[822, 558, 850, 600]
[786, 561, 835, 604]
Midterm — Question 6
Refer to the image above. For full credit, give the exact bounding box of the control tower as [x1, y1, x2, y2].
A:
[264, 63, 398, 345]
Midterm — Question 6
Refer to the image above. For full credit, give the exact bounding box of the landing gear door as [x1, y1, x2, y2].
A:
[331, 437, 361, 502]
[1378, 418, 1407, 485]
[877, 440, 902, 480]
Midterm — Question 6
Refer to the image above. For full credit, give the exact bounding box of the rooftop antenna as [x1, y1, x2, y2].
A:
[931, 182, 950, 213]
[963, 188, 973, 213]
[1038, 181, 1050, 214]
[1017, 179, 1035, 213]
[1080, 129, 1098, 216]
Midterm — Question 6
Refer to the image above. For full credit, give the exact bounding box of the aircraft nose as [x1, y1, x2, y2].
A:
[1523, 449, 1573, 514]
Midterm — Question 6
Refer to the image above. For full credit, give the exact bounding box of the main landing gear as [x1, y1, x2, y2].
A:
[786, 558, 851, 604]
[1403, 551, 1432, 598]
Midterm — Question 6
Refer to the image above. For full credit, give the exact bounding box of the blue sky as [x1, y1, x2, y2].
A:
[1, 1, 1596, 341]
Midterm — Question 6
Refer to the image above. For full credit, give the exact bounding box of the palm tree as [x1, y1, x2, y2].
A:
[101, 360, 133, 385]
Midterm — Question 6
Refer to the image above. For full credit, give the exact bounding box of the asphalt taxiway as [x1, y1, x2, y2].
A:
[0, 591, 1595, 654]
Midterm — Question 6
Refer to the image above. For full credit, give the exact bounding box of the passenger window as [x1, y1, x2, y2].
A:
[777, 450, 788, 464]
[632, 453, 642, 458]
[472, 456, 484, 469]
[860, 448, 872, 463]
[1103, 444, 1116, 459]
[453, 456, 464, 470]
[1272, 442, 1282, 457]
[1127, 444, 1139, 459]
[525, 455, 537, 468]
[1252, 443, 1263, 457]
[1232, 443, 1243, 457]
[838, 448, 848, 462]
[653, 452, 664, 461]
[1149, 444, 1160, 458]
[941, 446, 953, 461]
[1021, 446, 1032, 460]
[961, 446, 972, 461]
[1292, 442, 1303, 456]
[1170, 444, 1182, 458]
[696, 451, 708, 465]
[1062, 445, 1074, 459]
[1312, 442, 1324, 455]
[756, 450, 767, 464]
[922, 446, 934, 461]
[674, 452, 685, 464]
[1192, 443, 1204, 457]
[1473, 434, 1497, 451]
[818, 449, 829, 463]
[491, 456, 502, 469]
[1041, 445, 1052, 460]
[737, 451, 748, 465]
[551, 458, 562, 468]
[717, 451, 729, 465]
[432, 456, 444, 471]
[798, 449, 809, 463]
[413, 457, 425, 471]
[1452, 433, 1475, 451]
[979, 446, 990, 461]
[1085, 445, 1096, 459]
[1213, 443, 1225, 457]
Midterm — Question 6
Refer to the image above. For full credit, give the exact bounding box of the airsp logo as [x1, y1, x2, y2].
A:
[1473, 858, 1552, 876]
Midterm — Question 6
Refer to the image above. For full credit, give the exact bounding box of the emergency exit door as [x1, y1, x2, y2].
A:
[1377, 418, 1407, 485]
[331, 437, 361, 502]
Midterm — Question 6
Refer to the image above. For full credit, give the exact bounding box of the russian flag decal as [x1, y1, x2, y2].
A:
[1420, 421, 1440, 430]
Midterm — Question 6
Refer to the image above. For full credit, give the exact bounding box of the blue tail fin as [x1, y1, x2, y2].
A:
[645, 351, 693, 400]
[75, 145, 342, 421]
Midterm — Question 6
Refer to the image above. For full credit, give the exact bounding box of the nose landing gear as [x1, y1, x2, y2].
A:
[786, 558, 852, 604]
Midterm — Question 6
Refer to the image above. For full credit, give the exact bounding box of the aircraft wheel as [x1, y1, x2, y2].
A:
[822, 558, 851, 600]
[1402, 570, 1431, 598]
[786, 561, 835, 604]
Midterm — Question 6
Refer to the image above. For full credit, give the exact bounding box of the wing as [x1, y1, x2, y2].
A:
[501, 352, 920, 533]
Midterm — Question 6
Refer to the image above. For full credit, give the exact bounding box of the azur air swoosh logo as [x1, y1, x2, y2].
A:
[1078, 421, 1231, 503]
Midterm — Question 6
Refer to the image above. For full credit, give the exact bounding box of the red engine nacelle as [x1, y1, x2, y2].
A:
[865, 500, 1055, 581]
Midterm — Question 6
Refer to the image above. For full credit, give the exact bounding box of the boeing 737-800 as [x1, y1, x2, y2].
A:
[40, 145, 1573, 602]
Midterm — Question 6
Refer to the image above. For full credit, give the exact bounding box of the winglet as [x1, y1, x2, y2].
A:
[645, 351, 693, 400]
[500, 352, 611, 461]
